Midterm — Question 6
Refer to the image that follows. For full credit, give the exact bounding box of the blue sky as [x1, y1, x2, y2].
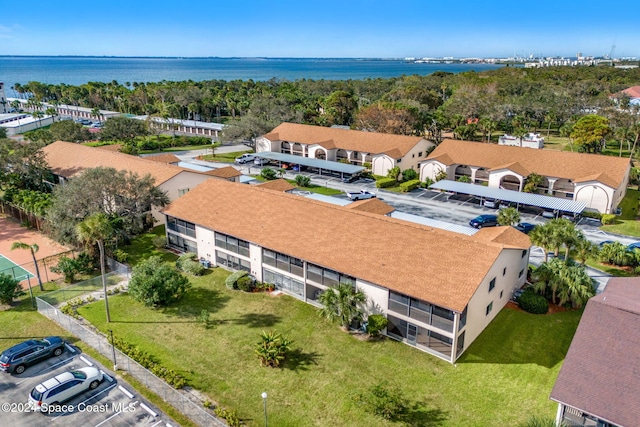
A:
[0, 0, 638, 58]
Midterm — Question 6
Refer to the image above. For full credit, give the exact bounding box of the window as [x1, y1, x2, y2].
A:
[307, 263, 354, 287]
[519, 269, 524, 278]
[388, 291, 453, 333]
[262, 249, 304, 277]
[177, 188, 190, 196]
[166, 216, 196, 238]
[215, 232, 250, 257]
[489, 278, 496, 292]
[458, 307, 467, 331]
[167, 233, 197, 253]
[500, 290, 504, 299]
[502, 267, 507, 276]
[215, 251, 250, 272]
[521, 250, 527, 258]
[486, 302, 493, 316]
[412, 153, 415, 158]
[263, 268, 304, 299]
[418, 152, 423, 157]
[397, 159, 402, 163]
[456, 331, 465, 357]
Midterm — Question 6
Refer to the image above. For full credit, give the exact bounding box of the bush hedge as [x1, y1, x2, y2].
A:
[376, 178, 397, 188]
[517, 289, 549, 314]
[176, 252, 205, 276]
[225, 270, 249, 290]
[399, 179, 421, 192]
[600, 214, 617, 225]
[237, 275, 255, 292]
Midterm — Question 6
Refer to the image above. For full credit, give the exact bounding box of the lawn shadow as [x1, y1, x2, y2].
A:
[400, 403, 449, 427]
[234, 312, 281, 328]
[161, 287, 230, 319]
[282, 348, 321, 372]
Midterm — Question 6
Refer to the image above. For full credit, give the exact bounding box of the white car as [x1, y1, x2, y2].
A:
[254, 158, 269, 165]
[29, 367, 103, 411]
[235, 154, 256, 164]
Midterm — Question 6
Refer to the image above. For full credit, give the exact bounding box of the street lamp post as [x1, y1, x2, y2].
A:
[261, 392, 268, 427]
[108, 329, 118, 370]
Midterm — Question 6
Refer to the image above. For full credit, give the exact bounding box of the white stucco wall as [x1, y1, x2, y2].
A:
[455, 247, 529, 360]
[193, 226, 215, 262]
[255, 137, 275, 153]
[487, 169, 525, 190]
[419, 160, 447, 181]
[356, 279, 389, 316]
[574, 182, 615, 214]
[371, 155, 395, 176]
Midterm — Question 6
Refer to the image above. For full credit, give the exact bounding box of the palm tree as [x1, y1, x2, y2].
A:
[10, 241, 44, 291]
[523, 172, 543, 193]
[574, 238, 598, 266]
[76, 213, 114, 322]
[497, 207, 520, 226]
[31, 110, 44, 128]
[45, 107, 58, 122]
[91, 107, 102, 122]
[318, 282, 367, 330]
[529, 224, 554, 262]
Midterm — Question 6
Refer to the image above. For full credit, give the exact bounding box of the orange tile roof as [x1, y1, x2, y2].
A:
[203, 166, 242, 179]
[426, 139, 630, 188]
[622, 86, 640, 98]
[42, 141, 188, 185]
[145, 153, 181, 164]
[256, 179, 296, 192]
[162, 179, 528, 312]
[347, 198, 395, 215]
[263, 122, 426, 157]
[472, 226, 532, 249]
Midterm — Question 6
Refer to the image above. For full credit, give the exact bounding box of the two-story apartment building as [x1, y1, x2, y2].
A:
[419, 139, 631, 213]
[256, 123, 433, 177]
[161, 179, 531, 363]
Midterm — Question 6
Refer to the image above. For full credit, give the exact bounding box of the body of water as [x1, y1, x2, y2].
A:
[0, 56, 505, 88]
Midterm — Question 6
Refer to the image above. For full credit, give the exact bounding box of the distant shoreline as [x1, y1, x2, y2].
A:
[2, 55, 407, 60]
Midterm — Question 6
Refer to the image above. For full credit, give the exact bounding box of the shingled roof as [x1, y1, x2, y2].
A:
[262, 122, 426, 157]
[203, 166, 242, 179]
[426, 139, 630, 188]
[42, 141, 190, 185]
[145, 153, 181, 164]
[550, 278, 640, 426]
[256, 179, 296, 192]
[162, 179, 529, 312]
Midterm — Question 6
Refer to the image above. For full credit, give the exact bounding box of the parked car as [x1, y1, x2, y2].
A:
[628, 242, 640, 251]
[29, 367, 103, 410]
[483, 198, 500, 209]
[542, 210, 557, 219]
[599, 240, 615, 247]
[0, 337, 65, 374]
[346, 190, 376, 201]
[235, 154, 256, 164]
[514, 222, 536, 234]
[342, 174, 359, 183]
[469, 214, 498, 229]
[499, 201, 515, 209]
[254, 157, 269, 165]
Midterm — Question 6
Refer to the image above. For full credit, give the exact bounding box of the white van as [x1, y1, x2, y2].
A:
[235, 154, 256, 164]
[29, 367, 103, 410]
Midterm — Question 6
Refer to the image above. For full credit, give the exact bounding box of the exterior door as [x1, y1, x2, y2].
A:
[407, 324, 418, 344]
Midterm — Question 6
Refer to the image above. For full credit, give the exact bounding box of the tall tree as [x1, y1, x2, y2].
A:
[570, 114, 611, 153]
[10, 242, 43, 291]
[76, 213, 114, 322]
[497, 207, 520, 226]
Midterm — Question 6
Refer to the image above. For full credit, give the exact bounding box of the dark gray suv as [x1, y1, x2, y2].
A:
[0, 337, 65, 374]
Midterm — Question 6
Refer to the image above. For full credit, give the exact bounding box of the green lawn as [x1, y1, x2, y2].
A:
[601, 188, 640, 237]
[285, 180, 344, 196]
[78, 269, 581, 427]
[121, 225, 178, 266]
[199, 150, 253, 163]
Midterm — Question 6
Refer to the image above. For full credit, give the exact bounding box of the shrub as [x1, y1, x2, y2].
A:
[422, 177, 434, 188]
[376, 178, 397, 188]
[51, 256, 83, 283]
[399, 179, 421, 192]
[600, 214, 617, 225]
[112, 248, 129, 263]
[260, 167, 277, 180]
[255, 281, 275, 292]
[401, 169, 418, 181]
[517, 289, 549, 314]
[366, 314, 388, 337]
[355, 381, 408, 421]
[75, 252, 96, 273]
[213, 407, 241, 427]
[295, 174, 311, 187]
[581, 210, 602, 220]
[128, 256, 191, 307]
[386, 166, 401, 180]
[182, 260, 205, 276]
[152, 235, 167, 249]
[599, 241, 637, 267]
[435, 170, 448, 181]
[0, 274, 24, 305]
[236, 275, 255, 292]
[225, 270, 249, 290]
[254, 330, 293, 368]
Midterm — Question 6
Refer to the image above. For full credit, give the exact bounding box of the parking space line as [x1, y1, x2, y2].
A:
[140, 402, 158, 417]
[16, 355, 78, 384]
[80, 356, 94, 366]
[149, 421, 163, 427]
[118, 385, 134, 398]
[94, 411, 122, 427]
[65, 343, 76, 353]
[100, 370, 113, 382]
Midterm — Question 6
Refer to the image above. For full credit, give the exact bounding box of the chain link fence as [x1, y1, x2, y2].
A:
[36, 296, 226, 427]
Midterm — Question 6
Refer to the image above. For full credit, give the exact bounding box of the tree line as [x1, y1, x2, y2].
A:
[10, 66, 640, 151]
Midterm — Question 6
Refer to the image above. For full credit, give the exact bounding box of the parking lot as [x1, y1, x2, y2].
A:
[0, 343, 175, 427]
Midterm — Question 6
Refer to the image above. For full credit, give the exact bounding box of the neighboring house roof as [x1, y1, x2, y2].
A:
[489, 161, 530, 177]
[347, 198, 395, 216]
[426, 139, 630, 189]
[162, 179, 529, 312]
[145, 153, 181, 164]
[472, 226, 532, 249]
[256, 179, 296, 192]
[42, 141, 189, 185]
[203, 166, 242, 179]
[263, 122, 427, 157]
[621, 85, 640, 99]
[550, 278, 640, 427]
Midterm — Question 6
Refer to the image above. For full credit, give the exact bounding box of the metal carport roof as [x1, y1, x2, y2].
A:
[255, 152, 365, 175]
[430, 180, 587, 214]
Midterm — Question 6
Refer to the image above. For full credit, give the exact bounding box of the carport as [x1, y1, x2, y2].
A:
[430, 180, 586, 214]
[254, 152, 365, 179]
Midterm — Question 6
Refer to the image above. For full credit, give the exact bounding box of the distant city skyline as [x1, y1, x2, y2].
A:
[1, 0, 638, 59]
